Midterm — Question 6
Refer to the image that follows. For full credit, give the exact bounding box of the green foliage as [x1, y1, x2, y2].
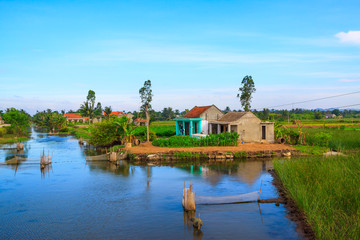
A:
[2, 108, 30, 137]
[104, 106, 112, 120]
[113, 116, 137, 144]
[237, 75, 256, 112]
[233, 151, 248, 158]
[294, 145, 329, 155]
[69, 128, 91, 139]
[88, 116, 137, 146]
[274, 155, 360, 239]
[152, 132, 239, 147]
[304, 127, 360, 150]
[0, 128, 6, 137]
[89, 121, 119, 146]
[33, 110, 66, 132]
[308, 132, 332, 147]
[173, 152, 201, 159]
[137, 129, 156, 142]
[135, 125, 175, 138]
[108, 145, 125, 152]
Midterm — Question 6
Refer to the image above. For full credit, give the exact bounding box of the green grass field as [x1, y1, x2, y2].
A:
[150, 121, 175, 126]
[274, 155, 360, 239]
[303, 127, 360, 151]
[282, 118, 360, 126]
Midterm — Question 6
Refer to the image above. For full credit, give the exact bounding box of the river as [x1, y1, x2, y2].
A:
[0, 128, 301, 239]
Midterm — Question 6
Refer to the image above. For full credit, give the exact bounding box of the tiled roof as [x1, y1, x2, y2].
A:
[218, 112, 247, 122]
[64, 113, 89, 119]
[134, 118, 147, 122]
[110, 111, 124, 116]
[184, 105, 212, 118]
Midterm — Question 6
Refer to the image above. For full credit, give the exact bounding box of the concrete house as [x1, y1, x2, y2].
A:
[175, 105, 224, 136]
[208, 112, 274, 143]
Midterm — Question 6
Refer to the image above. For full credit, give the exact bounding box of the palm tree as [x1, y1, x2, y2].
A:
[104, 106, 112, 120]
[79, 101, 95, 124]
[113, 116, 136, 148]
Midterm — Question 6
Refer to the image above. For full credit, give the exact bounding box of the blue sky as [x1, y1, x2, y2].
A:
[1, 0, 360, 114]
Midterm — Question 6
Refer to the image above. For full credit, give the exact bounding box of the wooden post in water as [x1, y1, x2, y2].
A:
[109, 152, 117, 162]
[182, 181, 196, 211]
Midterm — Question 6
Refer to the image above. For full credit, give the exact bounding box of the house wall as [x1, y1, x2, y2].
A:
[233, 112, 262, 143]
[260, 122, 275, 143]
[201, 120, 208, 134]
[199, 106, 224, 121]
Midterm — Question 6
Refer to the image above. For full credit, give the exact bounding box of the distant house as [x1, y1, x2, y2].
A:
[64, 113, 89, 122]
[208, 112, 274, 143]
[134, 118, 147, 126]
[325, 113, 336, 119]
[174, 105, 224, 136]
[104, 111, 134, 121]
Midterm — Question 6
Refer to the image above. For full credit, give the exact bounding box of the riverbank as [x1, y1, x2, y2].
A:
[121, 142, 297, 163]
[273, 155, 360, 239]
[0, 135, 29, 144]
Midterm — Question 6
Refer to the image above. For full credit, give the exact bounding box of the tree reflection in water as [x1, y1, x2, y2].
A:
[177, 159, 273, 186]
[87, 160, 132, 177]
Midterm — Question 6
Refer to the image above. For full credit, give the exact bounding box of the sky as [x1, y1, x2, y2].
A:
[0, 0, 360, 115]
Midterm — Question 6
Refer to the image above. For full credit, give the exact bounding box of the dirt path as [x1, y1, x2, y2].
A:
[127, 142, 294, 154]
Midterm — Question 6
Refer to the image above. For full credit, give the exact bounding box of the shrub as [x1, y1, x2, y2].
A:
[6, 127, 14, 134]
[89, 121, 120, 146]
[0, 128, 6, 137]
[152, 132, 239, 147]
[137, 128, 157, 141]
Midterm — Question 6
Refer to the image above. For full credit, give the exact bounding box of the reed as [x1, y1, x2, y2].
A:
[274, 155, 360, 239]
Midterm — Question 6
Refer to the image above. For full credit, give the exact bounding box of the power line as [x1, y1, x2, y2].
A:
[327, 104, 360, 109]
[255, 90, 360, 110]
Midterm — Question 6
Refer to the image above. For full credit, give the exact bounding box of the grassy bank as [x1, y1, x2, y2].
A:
[0, 134, 29, 144]
[274, 155, 360, 239]
[69, 127, 91, 139]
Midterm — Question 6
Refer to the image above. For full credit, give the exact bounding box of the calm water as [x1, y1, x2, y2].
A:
[0, 129, 301, 240]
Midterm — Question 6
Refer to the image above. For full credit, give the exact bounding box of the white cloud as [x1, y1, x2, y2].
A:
[338, 78, 360, 82]
[335, 31, 360, 45]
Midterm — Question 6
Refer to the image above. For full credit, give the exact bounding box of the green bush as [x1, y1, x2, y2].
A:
[6, 127, 14, 134]
[138, 129, 156, 142]
[152, 132, 239, 147]
[89, 121, 120, 146]
[0, 128, 6, 137]
[59, 127, 69, 132]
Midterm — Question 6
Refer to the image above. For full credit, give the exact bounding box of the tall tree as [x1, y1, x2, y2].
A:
[139, 80, 153, 142]
[79, 90, 101, 123]
[237, 75, 256, 112]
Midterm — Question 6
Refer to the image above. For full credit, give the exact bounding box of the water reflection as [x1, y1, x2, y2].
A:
[177, 160, 273, 186]
[41, 164, 52, 178]
[87, 160, 133, 176]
